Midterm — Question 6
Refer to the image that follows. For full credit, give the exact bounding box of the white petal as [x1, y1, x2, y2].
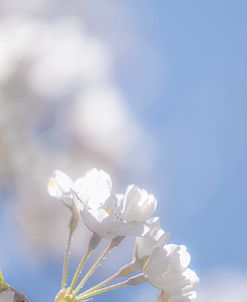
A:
[73, 194, 85, 212]
[47, 170, 73, 199]
[101, 194, 118, 211]
[165, 244, 191, 270]
[138, 193, 157, 221]
[121, 184, 140, 220]
[75, 168, 112, 210]
[116, 193, 124, 203]
[122, 185, 157, 222]
[81, 209, 114, 238]
[135, 236, 154, 260]
[109, 221, 149, 237]
[182, 269, 200, 289]
[146, 216, 161, 228]
[152, 271, 190, 293]
[135, 218, 169, 260]
[144, 246, 170, 281]
[153, 269, 199, 294]
[90, 208, 109, 223]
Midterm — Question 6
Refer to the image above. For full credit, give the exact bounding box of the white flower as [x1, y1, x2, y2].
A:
[144, 245, 191, 280]
[47, 168, 111, 209]
[151, 268, 199, 295]
[78, 194, 121, 238]
[144, 245, 199, 301]
[74, 172, 157, 238]
[47, 170, 74, 206]
[74, 168, 112, 211]
[107, 185, 157, 237]
[121, 185, 157, 222]
[72, 168, 118, 238]
[164, 244, 191, 271]
[134, 217, 169, 262]
[47, 168, 157, 238]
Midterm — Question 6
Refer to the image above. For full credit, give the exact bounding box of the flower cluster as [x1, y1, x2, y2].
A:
[48, 168, 199, 302]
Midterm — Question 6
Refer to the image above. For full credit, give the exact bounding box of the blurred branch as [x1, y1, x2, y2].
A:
[0, 271, 28, 302]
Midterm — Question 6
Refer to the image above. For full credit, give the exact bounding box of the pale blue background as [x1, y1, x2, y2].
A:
[1, 1, 247, 301]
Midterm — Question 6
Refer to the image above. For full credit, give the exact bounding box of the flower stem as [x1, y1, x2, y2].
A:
[61, 227, 73, 289]
[77, 281, 127, 301]
[61, 210, 79, 289]
[76, 274, 145, 301]
[73, 236, 124, 296]
[81, 261, 138, 295]
[80, 272, 119, 297]
[69, 233, 101, 292]
[156, 291, 169, 302]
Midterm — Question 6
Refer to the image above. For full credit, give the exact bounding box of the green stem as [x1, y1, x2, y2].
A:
[69, 233, 101, 292]
[73, 236, 124, 296]
[61, 227, 74, 289]
[82, 261, 138, 295]
[76, 274, 145, 301]
[80, 273, 119, 297]
[76, 281, 128, 301]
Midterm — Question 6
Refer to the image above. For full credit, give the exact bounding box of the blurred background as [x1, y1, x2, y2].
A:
[0, 1, 247, 301]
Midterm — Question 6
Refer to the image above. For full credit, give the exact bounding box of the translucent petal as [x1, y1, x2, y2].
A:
[144, 246, 170, 281]
[74, 168, 112, 210]
[122, 185, 156, 222]
[165, 244, 191, 270]
[47, 170, 73, 199]
[81, 209, 114, 238]
[109, 221, 149, 237]
[135, 218, 169, 260]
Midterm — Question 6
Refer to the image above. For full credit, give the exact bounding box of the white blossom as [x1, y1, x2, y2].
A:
[47, 170, 74, 206]
[72, 170, 157, 238]
[164, 244, 191, 271]
[46, 167, 200, 302]
[121, 185, 157, 223]
[74, 168, 112, 211]
[135, 217, 169, 262]
[144, 245, 199, 301]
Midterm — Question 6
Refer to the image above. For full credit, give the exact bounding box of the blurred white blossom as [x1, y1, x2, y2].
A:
[0, 16, 154, 258]
[71, 86, 152, 167]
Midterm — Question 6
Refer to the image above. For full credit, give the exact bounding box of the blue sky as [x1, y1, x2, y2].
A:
[115, 0, 247, 273]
